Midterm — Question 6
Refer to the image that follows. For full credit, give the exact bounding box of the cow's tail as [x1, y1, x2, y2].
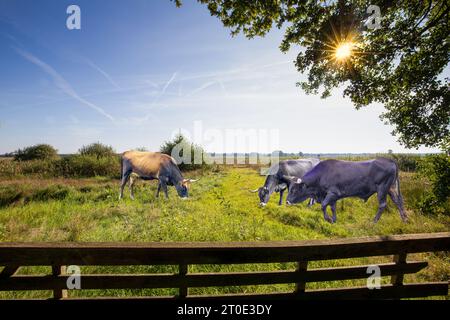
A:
[394, 161, 402, 198]
[119, 154, 124, 180]
[392, 161, 407, 220]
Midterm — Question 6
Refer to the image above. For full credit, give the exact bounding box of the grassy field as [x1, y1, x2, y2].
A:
[0, 166, 448, 299]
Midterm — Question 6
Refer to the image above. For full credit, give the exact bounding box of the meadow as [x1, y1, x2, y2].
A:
[0, 162, 448, 299]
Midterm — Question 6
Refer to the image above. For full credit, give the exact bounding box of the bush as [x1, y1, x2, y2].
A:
[79, 142, 115, 159]
[0, 159, 59, 178]
[416, 154, 450, 215]
[0, 155, 120, 178]
[160, 134, 208, 171]
[388, 154, 421, 172]
[59, 155, 120, 178]
[0, 185, 25, 207]
[14, 144, 59, 161]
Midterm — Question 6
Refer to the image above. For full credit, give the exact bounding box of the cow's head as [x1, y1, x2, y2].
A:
[175, 179, 199, 198]
[249, 186, 270, 206]
[258, 186, 271, 206]
[285, 176, 309, 205]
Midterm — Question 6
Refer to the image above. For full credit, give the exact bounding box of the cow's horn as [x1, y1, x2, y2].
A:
[188, 178, 199, 183]
[249, 188, 259, 193]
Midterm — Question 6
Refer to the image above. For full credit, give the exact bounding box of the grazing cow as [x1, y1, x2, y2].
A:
[251, 158, 320, 206]
[119, 151, 197, 200]
[285, 158, 407, 223]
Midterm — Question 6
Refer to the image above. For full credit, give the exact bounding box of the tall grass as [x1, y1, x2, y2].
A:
[0, 155, 120, 179]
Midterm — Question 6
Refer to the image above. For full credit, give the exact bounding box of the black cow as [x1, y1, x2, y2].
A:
[251, 158, 320, 206]
[285, 158, 407, 223]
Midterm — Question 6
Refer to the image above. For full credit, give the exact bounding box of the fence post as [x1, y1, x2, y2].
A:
[295, 261, 308, 294]
[52, 265, 67, 299]
[178, 264, 188, 298]
[391, 252, 407, 286]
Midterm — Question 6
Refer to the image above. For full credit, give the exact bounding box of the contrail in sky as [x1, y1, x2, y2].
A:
[14, 47, 115, 121]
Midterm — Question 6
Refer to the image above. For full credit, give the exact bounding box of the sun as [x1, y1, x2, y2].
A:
[334, 42, 354, 61]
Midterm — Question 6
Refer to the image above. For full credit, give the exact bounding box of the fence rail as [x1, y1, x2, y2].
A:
[0, 232, 449, 300]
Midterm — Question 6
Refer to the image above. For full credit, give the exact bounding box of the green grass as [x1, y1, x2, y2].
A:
[0, 167, 448, 299]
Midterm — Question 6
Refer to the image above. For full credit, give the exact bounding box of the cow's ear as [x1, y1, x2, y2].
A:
[284, 175, 302, 184]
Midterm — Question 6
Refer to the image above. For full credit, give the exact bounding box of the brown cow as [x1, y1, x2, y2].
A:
[119, 151, 197, 200]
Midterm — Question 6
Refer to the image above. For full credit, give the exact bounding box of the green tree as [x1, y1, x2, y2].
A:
[160, 134, 207, 170]
[14, 144, 59, 161]
[78, 142, 115, 159]
[174, 0, 449, 149]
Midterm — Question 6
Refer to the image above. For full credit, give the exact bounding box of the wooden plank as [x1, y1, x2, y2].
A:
[0, 232, 448, 266]
[19, 282, 445, 301]
[52, 266, 67, 300]
[0, 262, 428, 291]
[182, 282, 449, 301]
[305, 261, 427, 283]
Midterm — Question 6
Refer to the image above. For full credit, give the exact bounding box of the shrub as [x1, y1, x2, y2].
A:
[0, 158, 59, 178]
[387, 154, 421, 172]
[416, 154, 450, 215]
[14, 144, 59, 161]
[78, 142, 115, 159]
[0, 186, 25, 207]
[160, 134, 208, 171]
[59, 154, 120, 178]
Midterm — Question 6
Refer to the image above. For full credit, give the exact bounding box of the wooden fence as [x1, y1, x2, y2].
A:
[0, 232, 449, 300]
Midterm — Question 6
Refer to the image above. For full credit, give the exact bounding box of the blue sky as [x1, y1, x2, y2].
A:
[0, 0, 444, 154]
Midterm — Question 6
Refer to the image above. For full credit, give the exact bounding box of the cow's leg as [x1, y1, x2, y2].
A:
[278, 188, 285, 205]
[159, 179, 169, 199]
[129, 175, 135, 200]
[322, 193, 339, 223]
[156, 182, 161, 198]
[388, 182, 407, 222]
[374, 191, 388, 223]
[321, 205, 333, 223]
[119, 170, 132, 200]
[330, 202, 337, 223]
[321, 193, 336, 223]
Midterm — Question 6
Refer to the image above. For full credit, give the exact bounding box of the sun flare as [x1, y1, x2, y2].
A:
[334, 42, 354, 61]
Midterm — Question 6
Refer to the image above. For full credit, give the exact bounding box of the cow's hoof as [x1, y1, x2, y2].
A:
[324, 216, 333, 223]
